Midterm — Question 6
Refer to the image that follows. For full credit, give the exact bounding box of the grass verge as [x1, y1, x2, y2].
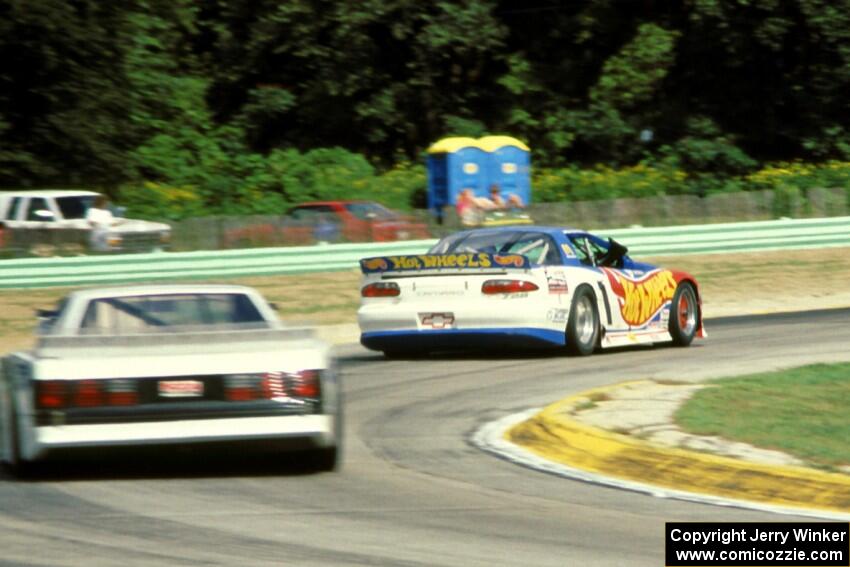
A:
[675, 362, 850, 469]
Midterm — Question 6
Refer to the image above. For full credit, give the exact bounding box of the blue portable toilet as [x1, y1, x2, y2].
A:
[426, 137, 489, 211]
[480, 136, 531, 207]
[426, 136, 530, 212]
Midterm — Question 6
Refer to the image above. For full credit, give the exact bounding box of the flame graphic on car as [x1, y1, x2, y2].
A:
[602, 268, 677, 326]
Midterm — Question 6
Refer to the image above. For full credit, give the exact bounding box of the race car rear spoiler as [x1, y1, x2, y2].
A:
[360, 253, 531, 274]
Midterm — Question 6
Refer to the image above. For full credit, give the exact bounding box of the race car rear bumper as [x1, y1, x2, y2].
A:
[361, 327, 566, 352]
[22, 414, 336, 461]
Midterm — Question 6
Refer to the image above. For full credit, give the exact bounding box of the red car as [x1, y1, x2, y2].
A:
[288, 201, 430, 242]
[224, 201, 430, 248]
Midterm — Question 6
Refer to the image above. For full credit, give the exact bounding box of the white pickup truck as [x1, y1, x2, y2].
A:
[0, 284, 341, 474]
[0, 190, 171, 253]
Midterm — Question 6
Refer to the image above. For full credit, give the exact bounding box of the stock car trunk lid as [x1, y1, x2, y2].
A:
[359, 252, 543, 306]
[32, 327, 325, 380]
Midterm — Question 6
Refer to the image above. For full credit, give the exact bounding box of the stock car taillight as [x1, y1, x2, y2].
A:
[224, 371, 321, 401]
[290, 370, 320, 398]
[361, 282, 400, 297]
[106, 379, 139, 406]
[73, 380, 104, 407]
[224, 374, 261, 401]
[36, 379, 139, 409]
[36, 381, 67, 408]
[481, 279, 539, 294]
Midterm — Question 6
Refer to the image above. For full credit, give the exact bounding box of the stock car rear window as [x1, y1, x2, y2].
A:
[80, 294, 265, 333]
[429, 231, 560, 264]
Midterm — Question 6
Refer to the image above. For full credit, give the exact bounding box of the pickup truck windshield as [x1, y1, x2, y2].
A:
[56, 196, 96, 220]
[80, 293, 266, 333]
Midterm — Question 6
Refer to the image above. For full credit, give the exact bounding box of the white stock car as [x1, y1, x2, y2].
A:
[0, 285, 341, 474]
[358, 226, 705, 357]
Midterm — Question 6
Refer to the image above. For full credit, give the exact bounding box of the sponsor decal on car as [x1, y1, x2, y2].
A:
[362, 258, 389, 271]
[560, 243, 577, 258]
[546, 269, 568, 294]
[547, 308, 569, 323]
[492, 254, 527, 267]
[360, 253, 530, 273]
[602, 268, 678, 326]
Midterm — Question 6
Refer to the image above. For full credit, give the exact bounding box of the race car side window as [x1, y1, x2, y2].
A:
[568, 235, 596, 266]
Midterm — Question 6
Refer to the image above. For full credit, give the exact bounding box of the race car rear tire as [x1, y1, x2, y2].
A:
[566, 286, 599, 356]
[669, 282, 699, 347]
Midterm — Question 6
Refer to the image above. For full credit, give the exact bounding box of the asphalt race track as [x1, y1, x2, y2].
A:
[2, 309, 850, 566]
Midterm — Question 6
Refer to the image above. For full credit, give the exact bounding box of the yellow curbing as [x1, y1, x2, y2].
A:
[506, 381, 850, 514]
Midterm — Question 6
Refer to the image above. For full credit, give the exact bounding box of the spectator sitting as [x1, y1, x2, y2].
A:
[482, 185, 525, 211]
[456, 189, 482, 226]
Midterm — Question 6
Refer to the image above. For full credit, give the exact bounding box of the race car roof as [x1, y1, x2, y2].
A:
[446, 225, 584, 239]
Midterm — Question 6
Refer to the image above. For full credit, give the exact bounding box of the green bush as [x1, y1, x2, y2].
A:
[532, 162, 689, 202]
[772, 184, 803, 218]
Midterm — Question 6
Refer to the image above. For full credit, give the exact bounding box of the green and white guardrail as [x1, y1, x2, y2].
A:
[1, 216, 849, 289]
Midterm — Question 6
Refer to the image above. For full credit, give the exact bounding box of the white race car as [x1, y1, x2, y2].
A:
[358, 226, 705, 357]
[1, 284, 341, 474]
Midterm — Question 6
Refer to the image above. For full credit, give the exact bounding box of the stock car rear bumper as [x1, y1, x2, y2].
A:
[22, 414, 336, 461]
[358, 298, 567, 352]
[361, 327, 566, 352]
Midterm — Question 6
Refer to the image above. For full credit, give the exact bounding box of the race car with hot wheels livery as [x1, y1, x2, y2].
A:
[357, 226, 705, 357]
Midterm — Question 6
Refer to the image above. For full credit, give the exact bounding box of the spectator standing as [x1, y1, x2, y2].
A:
[86, 195, 118, 251]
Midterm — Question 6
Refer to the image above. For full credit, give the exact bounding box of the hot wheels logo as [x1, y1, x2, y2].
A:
[492, 254, 526, 267]
[603, 269, 677, 326]
[362, 258, 389, 271]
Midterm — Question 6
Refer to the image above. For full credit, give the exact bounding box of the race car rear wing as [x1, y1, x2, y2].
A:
[360, 253, 531, 275]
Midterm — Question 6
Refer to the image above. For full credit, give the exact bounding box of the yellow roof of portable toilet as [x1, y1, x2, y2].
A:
[477, 135, 530, 152]
[427, 136, 529, 154]
[426, 137, 480, 154]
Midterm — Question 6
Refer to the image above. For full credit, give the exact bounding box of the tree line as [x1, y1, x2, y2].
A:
[1, 0, 848, 217]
